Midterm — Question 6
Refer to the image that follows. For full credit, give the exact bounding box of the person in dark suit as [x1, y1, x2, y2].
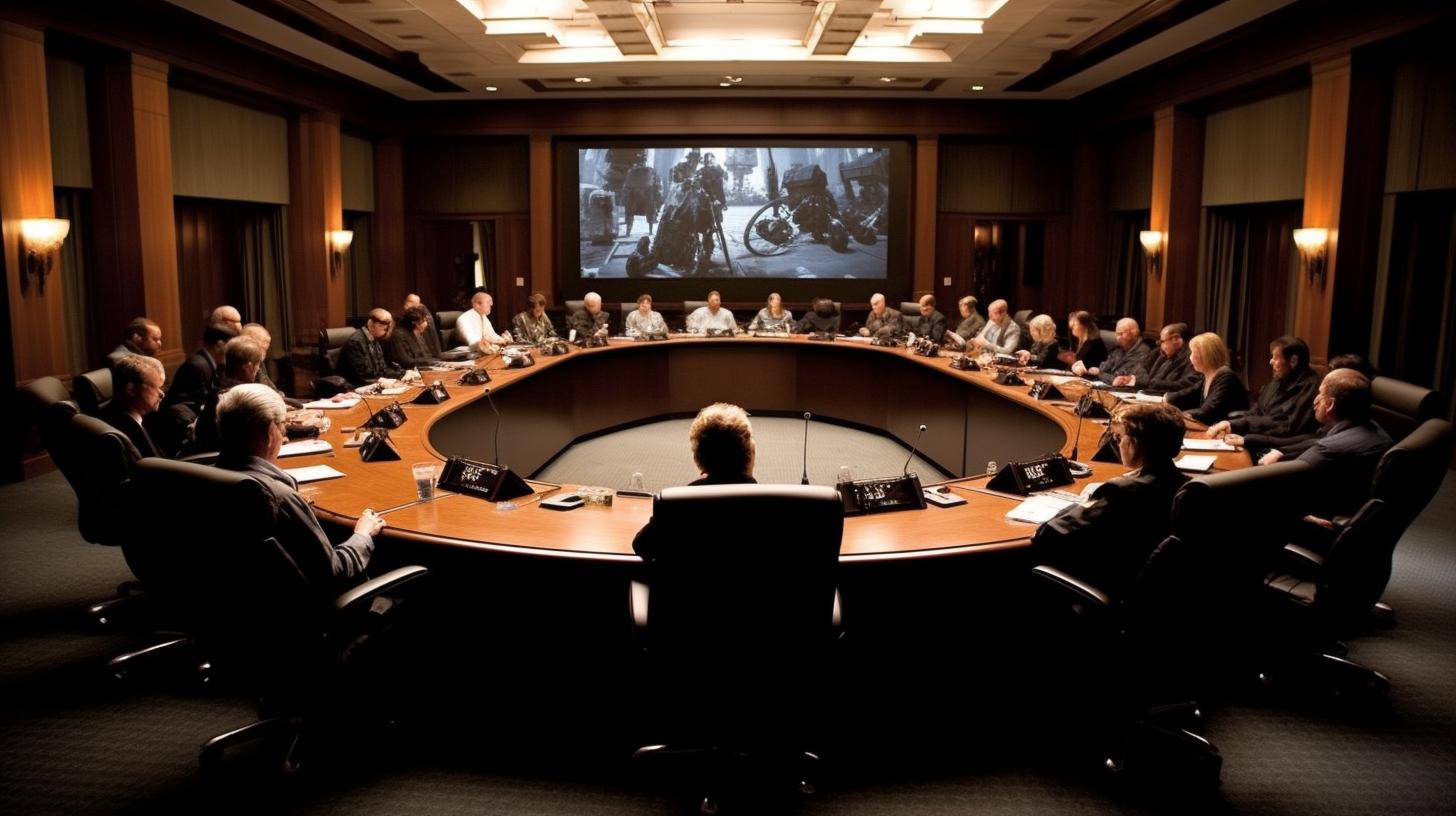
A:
[1133, 322, 1199, 393]
[402, 293, 442, 358]
[633, 402, 757, 561]
[337, 309, 403, 386]
[99, 353, 165, 458]
[1205, 335, 1320, 457]
[951, 296, 985, 346]
[193, 337, 266, 453]
[1032, 401, 1190, 596]
[795, 297, 840, 334]
[569, 292, 612, 341]
[106, 317, 163, 368]
[1079, 317, 1151, 384]
[149, 321, 237, 457]
[911, 294, 948, 343]
[1167, 332, 1248, 425]
[387, 306, 441, 370]
[1016, 314, 1063, 369]
[214, 384, 384, 596]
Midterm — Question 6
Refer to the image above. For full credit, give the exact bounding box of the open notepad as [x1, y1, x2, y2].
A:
[1174, 454, 1217, 472]
[283, 464, 346, 484]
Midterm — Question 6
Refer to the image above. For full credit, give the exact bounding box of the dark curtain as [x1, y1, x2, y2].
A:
[54, 188, 93, 373]
[1380, 190, 1456, 422]
[175, 198, 288, 356]
[345, 211, 374, 318]
[238, 205, 291, 367]
[1200, 202, 1301, 389]
[474, 219, 498, 292]
[1104, 210, 1148, 326]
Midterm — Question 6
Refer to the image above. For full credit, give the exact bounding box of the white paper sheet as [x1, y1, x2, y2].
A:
[283, 464, 347, 484]
[278, 439, 332, 458]
[1174, 454, 1217, 472]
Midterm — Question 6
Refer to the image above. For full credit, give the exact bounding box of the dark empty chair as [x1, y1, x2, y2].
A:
[898, 301, 919, 317]
[631, 484, 843, 811]
[434, 309, 463, 349]
[1370, 377, 1442, 442]
[73, 368, 113, 416]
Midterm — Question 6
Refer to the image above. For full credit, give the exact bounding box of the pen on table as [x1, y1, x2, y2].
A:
[517, 486, 562, 507]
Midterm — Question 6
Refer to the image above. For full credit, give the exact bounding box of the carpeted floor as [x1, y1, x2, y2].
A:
[2, 461, 1454, 815]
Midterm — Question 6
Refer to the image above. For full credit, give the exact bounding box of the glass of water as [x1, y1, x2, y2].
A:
[411, 462, 436, 500]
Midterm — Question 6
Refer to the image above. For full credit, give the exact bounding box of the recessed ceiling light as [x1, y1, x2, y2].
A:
[486, 86, 498, 92]
[971, 85, 985, 91]
[879, 76, 895, 83]
[574, 77, 592, 83]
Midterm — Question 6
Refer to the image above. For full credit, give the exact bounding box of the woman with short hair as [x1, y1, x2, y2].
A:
[624, 293, 668, 338]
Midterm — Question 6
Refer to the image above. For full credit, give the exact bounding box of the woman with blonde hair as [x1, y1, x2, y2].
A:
[1167, 332, 1248, 425]
[1016, 314, 1064, 369]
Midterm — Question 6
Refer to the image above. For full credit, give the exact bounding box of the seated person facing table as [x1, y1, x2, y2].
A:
[511, 293, 560, 345]
[215, 384, 385, 596]
[387, 306, 443, 370]
[1032, 401, 1190, 597]
[625, 293, 669, 338]
[949, 296, 985, 346]
[911, 294, 948, 343]
[457, 289, 512, 352]
[747, 292, 794, 333]
[1166, 332, 1248, 425]
[106, 317, 163, 368]
[1204, 335, 1320, 457]
[685, 290, 736, 335]
[402, 293, 442, 357]
[970, 299, 1021, 355]
[1016, 314, 1062, 369]
[1130, 323, 1199, 394]
[101, 353, 166, 458]
[1077, 317, 1151, 384]
[568, 292, 612, 342]
[859, 293, 902, 340]
[795, 297, 841, 334]
[632, 402, 757, 562]
[194, 336, 266, 453]
[1059, 311, 1108, 371]
[338, 309, 404, 386]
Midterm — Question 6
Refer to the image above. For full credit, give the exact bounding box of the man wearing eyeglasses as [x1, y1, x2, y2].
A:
[338, 308, 403, 386]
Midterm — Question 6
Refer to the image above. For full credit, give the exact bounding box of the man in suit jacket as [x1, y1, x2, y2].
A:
[1206, 335, 1321, 457]
[99, 353, 165, 458]
[1083, 317, 1152, 384]
[859, 293, 903, 340]
[1264, 368, 1392, 520]
[569, 292, 613, 340]
[214, 384, 384, 596]
[148, 321, 237, 457]
[1127, 323, 1199, 393]
[912, 294, 948, 343]
[337, 309, 403, 386]
[402, 293, 442, 357]
[105, 318, 163, 368]
[1033, 401, 1190, 597]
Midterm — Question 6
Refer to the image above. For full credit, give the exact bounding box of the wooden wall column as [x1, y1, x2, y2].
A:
[0, 22, 69, 380]
[1067, 136, 1109, 318]
[372, 137, 406, 302]
[913, 135, 938, 298]
[529, 134, 552, 304]
[1294, 55, 1352, 361]
[1146, 106, 1204, 329]
[89, 53, 183, 370]
[287, 111, 344, 345]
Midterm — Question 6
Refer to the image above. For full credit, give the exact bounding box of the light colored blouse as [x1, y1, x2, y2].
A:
[748, 307, 794, 332]
[686, 306, 736, 334]
[625, 309, 668, 337]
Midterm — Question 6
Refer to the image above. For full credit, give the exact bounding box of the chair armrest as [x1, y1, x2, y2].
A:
[332, 565, 430, 616]
[630, 579, 649, 636]
[1031, 565, 1113, 608]
[180, 451, 219, 465]
[1282, 543, 1325, 570]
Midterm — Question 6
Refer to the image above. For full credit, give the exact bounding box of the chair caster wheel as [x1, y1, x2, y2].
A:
[1104, 757, 1123, 773]
[799, 780, 816, 796]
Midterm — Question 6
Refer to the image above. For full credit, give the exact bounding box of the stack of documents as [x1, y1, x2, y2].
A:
[1181, 438, 1237, 452]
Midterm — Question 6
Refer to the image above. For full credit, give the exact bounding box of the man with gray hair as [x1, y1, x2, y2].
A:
[568, 291, 611, 340]
[859, 293, 902, 340]
[100, 353, 166, 458]
[215, 384, 383, 594]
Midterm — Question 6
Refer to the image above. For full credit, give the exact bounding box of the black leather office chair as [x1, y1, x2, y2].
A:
[1370, 377, 1441, 442]
[630, 484, 843, 812]
[125, 458, 429, 771]
[1029, 461, 1312, 787]
[1013, 308, 1033, 326]
[73, 367, 113, 416]
[898, 301, 919, 317]
[312, 327, 355, 396]
[434, 309, 463, 349]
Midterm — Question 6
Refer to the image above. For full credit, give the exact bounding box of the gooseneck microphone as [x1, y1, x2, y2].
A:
[904, 423, 928, 475]
[1066, 395, 1093, 477]
[484, 387, 501, 465]
[800, 411, 812, 485]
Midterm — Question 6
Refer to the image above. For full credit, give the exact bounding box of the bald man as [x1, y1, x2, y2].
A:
[859, 293, 902, 340]
[457, 290, 511, 352]
[210, 305, 243, 334]
[1081, 317, 1152, 384]
[970, 299, 1020, 354]
[337, 308, 403, 386]
[1263, 368, 1392, 519]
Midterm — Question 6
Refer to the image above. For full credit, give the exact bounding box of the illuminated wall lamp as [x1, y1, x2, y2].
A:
[1139, 230, 1164, 278]
[19, 218, 71, 294]
[1293, 227, 1329, 286]
[329, 229, 354, 277]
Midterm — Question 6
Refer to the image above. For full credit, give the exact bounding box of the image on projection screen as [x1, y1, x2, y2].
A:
[576, 145, 890, 280]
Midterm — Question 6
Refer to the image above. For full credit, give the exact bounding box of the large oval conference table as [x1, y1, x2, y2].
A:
[291, 335, 1251, 565]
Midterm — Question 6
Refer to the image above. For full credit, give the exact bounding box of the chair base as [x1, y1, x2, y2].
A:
[199, 715, 304, 773]
[634, 744, 819, 813]
[105, 636, 194, 682]
[1105, 717, 1222, 790]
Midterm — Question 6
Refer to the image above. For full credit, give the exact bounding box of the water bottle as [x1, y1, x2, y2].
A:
[629, 472, 646, 492]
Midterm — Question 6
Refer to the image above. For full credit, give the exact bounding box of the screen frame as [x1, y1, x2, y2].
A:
[554, 136, 913, 307]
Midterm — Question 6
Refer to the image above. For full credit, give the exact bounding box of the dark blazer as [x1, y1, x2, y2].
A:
[1140, 346, 1199, 393]
[1297, 419, 1393, 519]
[337, 328, 402, 385]
[568, 308, 611, 339]
[164, 348, 219, 413]
[1096, 341, 1154, 383]
[1032, 461, 1190, 597]
[386, 327, 438, 370]
[796, 311, 840, 334]
[1023, 340, 1062, 369]
[910, 310, 948, 342]
[954, 312, 986, 341]
[1169, 367, 1249, 425]
[632, 475, 757, 561]
[1072, 336, 1108, 371]
[1233, 367, 1320, 439]
[864, 309, 903, 340]
[98, 403, 161, 459]
[216, 456, 375, 596]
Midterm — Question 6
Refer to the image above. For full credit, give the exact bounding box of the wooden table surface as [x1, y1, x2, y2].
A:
[287, 335, 1251, 563]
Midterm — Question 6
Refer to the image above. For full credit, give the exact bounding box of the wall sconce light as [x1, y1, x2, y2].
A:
[973, 222, 1001, 255]
[1293, 227, 1329, 286]
[19, 218, 71, 294]
[328, 229, 353, 277]
[1139, 230, 1164, 278]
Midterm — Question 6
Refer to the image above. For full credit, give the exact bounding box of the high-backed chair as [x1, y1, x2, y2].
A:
[681, 300, 708, 331]
[631, 484, 844, 811]
[1030, 461, 1312, 786]
[898, 301, 919, 317]
[126, 458, 429, 771]
[565, 299, 586, 317]
[1370, 377, 1442, 441]
[434, 310, 463, 349]
[1013, 308, 1033, 325]
[73, 367, 113, 416]
[316, 328, 354, 377]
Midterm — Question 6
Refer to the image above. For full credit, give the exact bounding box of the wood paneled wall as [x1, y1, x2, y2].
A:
[287, 112, 344, 342]
[371, 137, 406, 304]
[173, 196, 245, 345]
[1146, 106, 1205, 329]
[405, 138, 529, 215]
[1202, 89, 1309, 207]
[1384, 54, 1456, 193]
[169, 88, 288, 205]
[1294, 57, 1352, 360]
[45, 55, 90, 189]
[341, 133, 374, 212]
